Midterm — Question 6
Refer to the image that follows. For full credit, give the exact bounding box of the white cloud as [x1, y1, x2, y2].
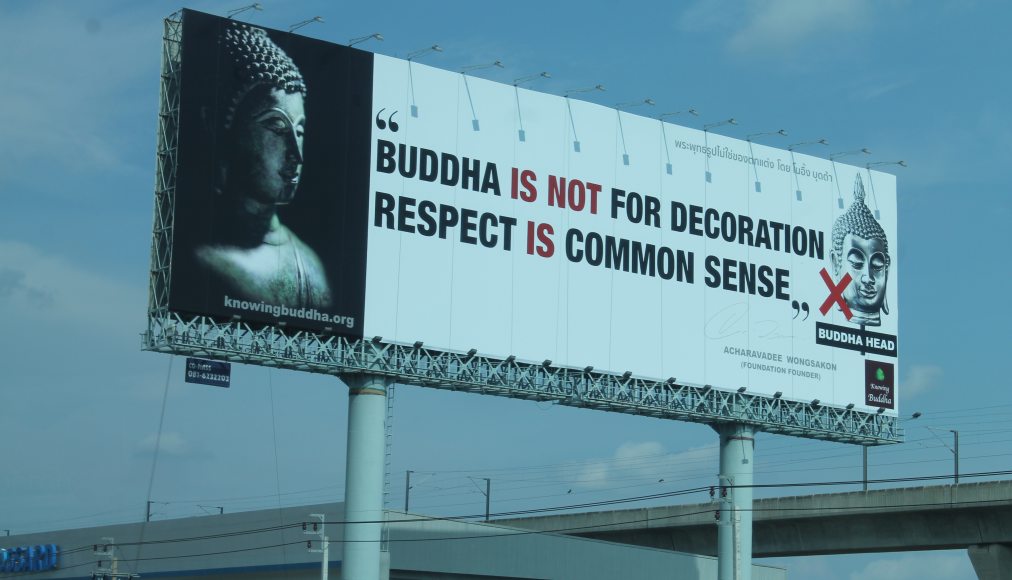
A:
[574, 441, 716, 489]
[136, 432, 190, 457]
[849, 552, 974, 580]
[680, 0, 873, 56]
[903, 364, 943, 397]
[0, 240, 145, 330]
[731, 0, 871, 55]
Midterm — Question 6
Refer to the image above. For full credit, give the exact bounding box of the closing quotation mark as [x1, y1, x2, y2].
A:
[375, 108, 399, 132]
[792, 300, 810, 321]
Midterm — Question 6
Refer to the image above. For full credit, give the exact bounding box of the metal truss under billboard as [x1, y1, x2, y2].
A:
[146, 10, 901, 443]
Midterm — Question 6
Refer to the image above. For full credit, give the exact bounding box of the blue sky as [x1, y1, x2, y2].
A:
[1, 1, 1010, 578]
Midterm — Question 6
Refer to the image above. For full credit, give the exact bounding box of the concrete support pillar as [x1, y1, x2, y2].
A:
[341, 375, 390, 580]
[714, 423, 756, 580]
[968, 544, 1012, 580]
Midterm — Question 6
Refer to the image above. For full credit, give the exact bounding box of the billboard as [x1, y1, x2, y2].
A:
[165, 10, 899, 413]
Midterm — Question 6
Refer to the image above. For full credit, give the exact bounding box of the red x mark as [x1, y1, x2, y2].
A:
[819, 268, 853, 320]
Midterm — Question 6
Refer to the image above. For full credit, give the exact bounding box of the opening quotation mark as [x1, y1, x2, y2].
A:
[375, 108, 399, 132]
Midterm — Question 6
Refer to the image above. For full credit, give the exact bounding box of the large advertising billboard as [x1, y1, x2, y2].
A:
[166, 10, 899, 413]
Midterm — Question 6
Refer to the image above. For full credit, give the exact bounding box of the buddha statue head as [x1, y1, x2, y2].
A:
[831, 174, 891, 326]
[216, 23, 307, 215]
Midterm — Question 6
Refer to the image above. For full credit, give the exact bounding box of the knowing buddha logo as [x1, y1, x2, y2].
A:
[829, 174, 892, 327]
[865, 359, 895, 409]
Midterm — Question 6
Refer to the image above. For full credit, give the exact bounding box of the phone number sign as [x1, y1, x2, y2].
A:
[185, 357, 231, 388]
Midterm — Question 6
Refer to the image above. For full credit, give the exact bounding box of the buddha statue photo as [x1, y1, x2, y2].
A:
[830, 174, 891, 327]
[191, 22, 332, 310]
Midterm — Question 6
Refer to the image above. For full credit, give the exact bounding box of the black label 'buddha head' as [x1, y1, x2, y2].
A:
[831, 174, 891, 326]
[216, 23, 307, 210]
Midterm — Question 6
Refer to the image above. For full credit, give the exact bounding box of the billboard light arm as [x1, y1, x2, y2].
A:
[658, 109, 699, 120]
[615, 98, 656, 110]
[461, 60, 505, 74]
[745, 129, 787, 141]
[615, 99, 655, 165]
[289, 16, 323, 32]
[407, 44, 443, 61]
[142, 315, 903, 446]
[513, 72, 551, 86]
[829, 148, 871, 161]
[743, 129, 784, 192]
[702, 118, 738, 133]
[787, 138, 828, 152]
[658, 110, 697, 174]
[348, 33, 383, 47]
[226, 3, 262, 19]
[701, 118, 737, 182]
[864, 161, 904, 219]
[564, 84, 606, 97]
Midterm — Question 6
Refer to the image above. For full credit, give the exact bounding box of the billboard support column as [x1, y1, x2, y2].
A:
[715, 423, 756, 580]
[341, 374, 391, 580]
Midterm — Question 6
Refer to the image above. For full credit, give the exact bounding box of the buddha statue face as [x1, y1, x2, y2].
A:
[226, 87, 306, 207]
[837, 233, 888, 318]
[831, 174, 891, 326]
[215, 23, 308, 217]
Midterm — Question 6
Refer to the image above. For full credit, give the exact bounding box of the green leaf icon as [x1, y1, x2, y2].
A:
[876, 368, 886, 381]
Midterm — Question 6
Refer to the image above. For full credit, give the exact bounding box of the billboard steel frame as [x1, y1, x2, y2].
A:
[145, 13, 900, 447]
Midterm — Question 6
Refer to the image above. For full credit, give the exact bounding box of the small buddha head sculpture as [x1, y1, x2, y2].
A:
[831, 174, 891, 326]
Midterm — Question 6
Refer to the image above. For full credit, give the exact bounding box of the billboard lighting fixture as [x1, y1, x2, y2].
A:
[877, 407, 886, 414]
[584, 365, 594, 373]
[413, 341, 424, 349]
[659, 109, 699, 120]
[371, 335, 383, 343]
[745, 130, 786, 191]
[513, 72, 551, 87]
[667, 377, 677, 384]
[773, 391, 783, 398]
[737, 386, 747, 393]
[787, 138, 828, 152]
[703, 118, 737, 132]
[616, 99, 655, 164]
[231, 314, 241, 320]
[746, 129, 787, 141]
[466, 348, 478, 357]
[846, 403, 855, 410]
[787, 138, 828, 200]
[830, 148, 871, 161]
[289, 16, 324, 32]
[622, 370, 633, 380]
[865, 160, 905, 218]
[348, 33, 383, 47]
[703, 119, 737, 182]
[542, 359, 553, 368]
[615, 98, 656, 109]
[505, 355, 516, 363]
[911, 411, 923, 419]
[227, 3, 262, 19]
[407, 44, 443, 61]
[701, 385, 712, 394]
[461, 60, 505, 74]
[811, 398, 821, 406]
[564, 84, 606, 97]
[867, 160, 907, 168]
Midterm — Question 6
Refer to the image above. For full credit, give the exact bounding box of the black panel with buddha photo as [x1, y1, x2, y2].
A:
[170, 9, 372, 337]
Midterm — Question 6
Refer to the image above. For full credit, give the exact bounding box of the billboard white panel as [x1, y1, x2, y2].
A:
[364, 56, 899, 413]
